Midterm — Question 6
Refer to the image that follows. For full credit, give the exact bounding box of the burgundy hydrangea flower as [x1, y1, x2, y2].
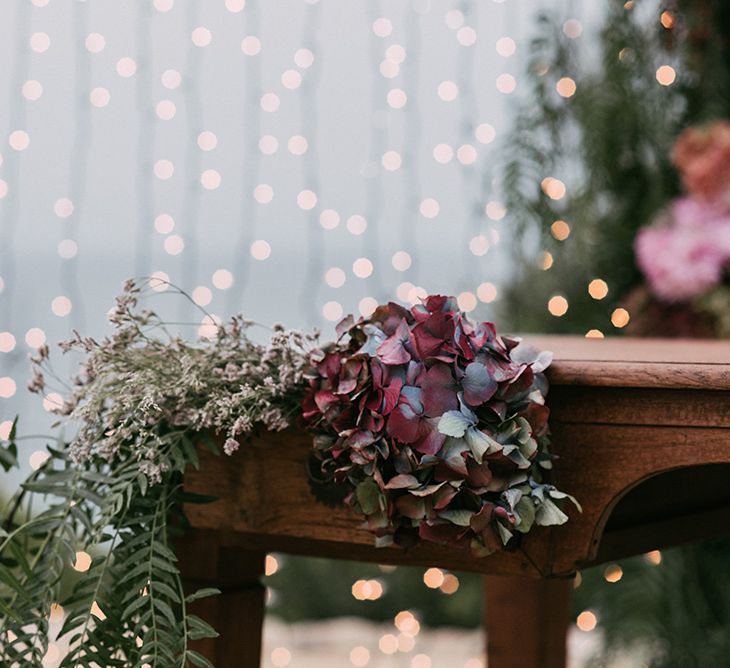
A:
[303, 296, 578, 555]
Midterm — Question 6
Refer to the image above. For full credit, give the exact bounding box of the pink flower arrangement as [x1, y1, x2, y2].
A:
[636, 198, 730, 301]
[303, 296, 577, 556]
[672, 120, 730, 204]
[636, 121, 730, 303]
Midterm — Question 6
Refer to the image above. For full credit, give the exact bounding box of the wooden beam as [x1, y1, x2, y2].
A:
[484, 575, 572, 668]
[178, 532, 266, 667]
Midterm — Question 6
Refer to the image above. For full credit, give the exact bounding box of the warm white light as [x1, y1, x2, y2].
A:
[161, 69, 181, 89]
[0, 332, 16, 353]
[420, 198, 440, 218]
[281, 69, 302, 90]
[475, 123, 496, 144]
[25, 328, 46, 348]
[320, 209, 340, 230]
[73, 551, 92, 573]
[548, 295, 569, 317]
[250, 240, 271, 260]
[30, 32, 50, 53]
[457, 292, 477, 312]
[391, 251, 412, 271]
[85, 33, 106, 53]
[294, 48, 314, 68]
[496, 37, 516, 57]
[149, 272, 170, 292]
[350, 646, 370, 667]
[457, 144, 477, 165]
[469, 235, 489, 256]
[477, 282, 498, 303]
[154, 214, 175, 234]
[90, 87, 111, 108]
[254, 184, 274, 204]
[58, 239, 78, 259]
[22, 80, 43, 101]
[433, 144, 454, 164]
[164, 235, 184, 255]
[9, 130, 30, 151]
[197, 131, 218, 151]
[563, 19, 583, 38]
[288, 135, 308, 155]
[382, 150, 402, 171]
[225, 0, 246, 12]
[656, 65, 676, 86]
[116, 57, 137, 77]
[54, 197, 74, 218]
[372, 17, 393, 38]
[457, 26, 477, 46]
[259, 135, 279, 155]
[485, 201, 506, 220]
[297, 189, 317, 210]
[387, 89, 407, 109]
[154, 159, 174, 180]
[325, 267, 346, 288]
[271, 648, 291, 667]
[445, 9, 464, 30]
[260, 93, 280, 112]
[156, 100, 176, 120]
[192, 286, 212, 306]
[0, 377, 16, 399]
[496, 74, 516, 94]
[437, 80, 459, 101]
[241, 36, 262, 56]
[51, 296, 72, 317]
[353, 258, 374, 279]
[200, 169, 221, 190]
[322, 301, 343, 321]
[212, 269, 234, 290]
[359, 297, 378, 317]
[347, 215, 367, 235]
[191, 27, 212, 47]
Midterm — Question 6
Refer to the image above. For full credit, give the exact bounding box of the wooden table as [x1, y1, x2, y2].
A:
[178, 336, 730, 667]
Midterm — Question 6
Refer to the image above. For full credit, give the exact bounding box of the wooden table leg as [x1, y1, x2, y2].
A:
[484, 575, 572, 668]
[178, 532, 266, 668]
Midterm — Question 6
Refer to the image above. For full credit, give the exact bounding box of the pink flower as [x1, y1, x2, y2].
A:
[636, 198, 730, 301]
[672, 120, 730, 205]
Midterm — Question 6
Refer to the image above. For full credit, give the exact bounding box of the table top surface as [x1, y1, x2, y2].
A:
[525, 336, 730, 390]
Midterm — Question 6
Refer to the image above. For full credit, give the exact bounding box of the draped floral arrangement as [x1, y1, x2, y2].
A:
[0, 282, 572, 666]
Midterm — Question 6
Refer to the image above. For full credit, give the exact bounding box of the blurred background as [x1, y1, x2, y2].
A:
[2, 0, 730, 666]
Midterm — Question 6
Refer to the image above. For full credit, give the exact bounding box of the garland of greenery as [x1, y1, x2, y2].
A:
[0, 280, 573, 666]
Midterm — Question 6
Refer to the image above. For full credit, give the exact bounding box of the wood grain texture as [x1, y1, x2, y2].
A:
[484, 575, 571, 668]
[528, 336, 730, 390]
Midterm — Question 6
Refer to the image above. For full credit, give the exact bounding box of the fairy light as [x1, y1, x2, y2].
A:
[350, 646, 370, 666]
[49, 603, 65, 624]
[548, 295, 569, 317]
[29, 450, 50, 469]
[604, 564, 623, 583]
[611, 307, 630, 328]
[576, 610, 597, 632]
[395, 611, 420, 636]
[573, 571, 583, 588]
[412, 654, 431, 668]
[645, 550, 662, 565]
[556, 77, 577, 98]
[0, 378, 16, 399]
[0, 333, 16, 353]
[73, 551, 92, 573]
[397, 634, 416, 652]
[656, 65, 676, 86]
[265, 554, 279, 576]
[585, 329, 604, 339]
[588, 279, 609, 299]
[550, 220, 571, 240]
[423, 567, 445, 588]
[538, 251, 554, 270]
[477, 282, 498, 303]
[271, 647, 292, 667]
[660, 11, 675, 29]
[542, 177, 566, 200]
[379, 634, 398, 654]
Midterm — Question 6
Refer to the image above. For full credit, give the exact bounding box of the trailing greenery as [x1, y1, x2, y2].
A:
[0, 280, 316, 667]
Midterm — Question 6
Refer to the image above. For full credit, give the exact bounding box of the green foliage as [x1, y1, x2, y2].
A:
[0, 424, 219, 667]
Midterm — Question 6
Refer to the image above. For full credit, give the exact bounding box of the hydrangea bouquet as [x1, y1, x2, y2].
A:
[303, 295, 577, 555]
